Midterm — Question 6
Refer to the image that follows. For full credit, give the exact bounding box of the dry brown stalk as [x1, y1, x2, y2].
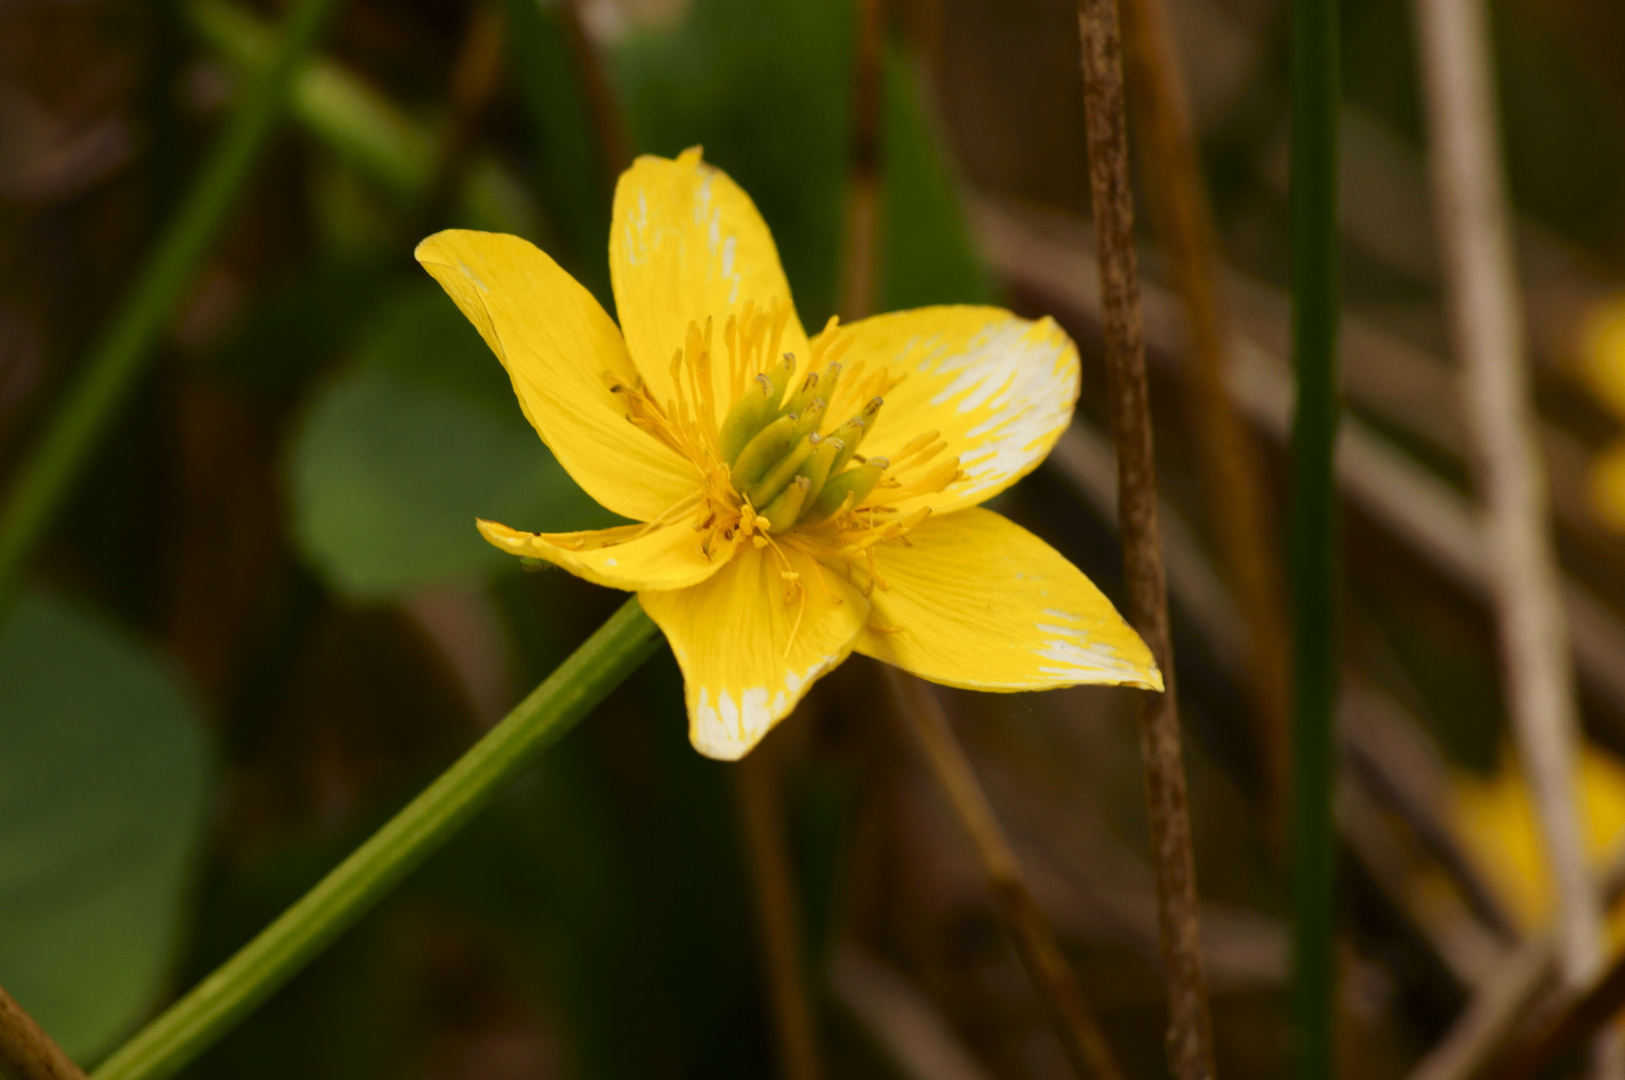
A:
[1484, 951, 1625, 1080]
[0, 983, 86, 1080]
[969, 195, 1625, 723]
[420, 1, 507, 230]
[886, 670, 1125, 1080]
[1408, 837, 1625, 1080]
[829, 941, 996, 1080]
[1074, 2, 1216, 1078]
[560, 0, 634, 187]
[838, 0, 886, 322]
[1414, 0, 1608, 1050]
[1119, 0, 1291, 830]
[732, 746, 824, 1080]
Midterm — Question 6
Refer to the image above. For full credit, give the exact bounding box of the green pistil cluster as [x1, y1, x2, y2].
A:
[719, 355, 887, 531]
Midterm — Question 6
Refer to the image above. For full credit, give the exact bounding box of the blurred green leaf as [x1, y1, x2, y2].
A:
[289, 283, 618, 599]
[212, 258, 395, 395]
[0, 595, 211, 1063]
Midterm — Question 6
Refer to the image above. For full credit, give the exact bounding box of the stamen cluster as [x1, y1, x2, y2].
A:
[605, 299, 962, 595]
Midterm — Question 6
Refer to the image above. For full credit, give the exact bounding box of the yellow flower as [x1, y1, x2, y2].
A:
[416, 148, 1161, 760]
[1579, 297, 1625, 530]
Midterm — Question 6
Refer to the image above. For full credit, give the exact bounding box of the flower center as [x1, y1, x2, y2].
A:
[605, 299, 960, 600]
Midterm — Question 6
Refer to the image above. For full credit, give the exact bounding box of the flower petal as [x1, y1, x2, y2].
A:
[853, 508, 1161, 692]
[478, 517, 737, 592]
[828, 307, 1079, 515]
[610, 149, 811, 408]
[417, 229, 698, 522]
[639, 543, 868, 760]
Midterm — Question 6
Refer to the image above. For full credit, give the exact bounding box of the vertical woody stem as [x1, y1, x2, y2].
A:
[1074, 4, 1216, 1078]
[733, 749, 824, 1080]
[0, 983, 86, 1080]
[888, 671, 1125, 1080]
[1119, 0, 1292, 831]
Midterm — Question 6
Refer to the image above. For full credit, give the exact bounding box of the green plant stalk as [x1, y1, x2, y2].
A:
[0, 0, 343, 618]
[188, 0, 537, 236]
[1288, 0, 1341, 1073]
[93, 596, 662, 1080]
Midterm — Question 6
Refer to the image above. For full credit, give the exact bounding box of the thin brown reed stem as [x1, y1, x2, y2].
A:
[0, 982, 87, 1080]
[1075, 2, 1216, 1078]
[839, 0, 886, 322]
[733, 746, 824, 1080]
[1119, 0, 1291, 832]
[561, 0, 633, 187]
[420, 1, 507, 231]
[1485, 949, 1625, 1080]
[887, 670, 1125, 1080]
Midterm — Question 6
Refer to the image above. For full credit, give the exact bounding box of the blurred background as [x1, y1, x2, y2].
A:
[5, 0, 1625, 1076]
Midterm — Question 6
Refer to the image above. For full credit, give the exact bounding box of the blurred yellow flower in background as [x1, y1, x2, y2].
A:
[416, 148, 1160, 760]
[1578, 299, 1625, 530]
[1453, 743, 1625, 939]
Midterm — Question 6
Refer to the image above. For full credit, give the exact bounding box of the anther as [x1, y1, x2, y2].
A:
[763, 475, 812, 533]
[831, 397, 881, 473]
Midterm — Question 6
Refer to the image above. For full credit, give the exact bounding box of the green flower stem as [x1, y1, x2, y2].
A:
[1288, 0, 1342, 1071]
[0, 0, 343, 619]
[92, 597, 662, 1080]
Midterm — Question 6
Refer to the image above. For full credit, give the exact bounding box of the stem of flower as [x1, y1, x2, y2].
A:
[887, 670, 1125, 1080]
[732, 739, 825, 1080]
[1287, 0, 1342, 1070]
[91, 597, 662, 1080]
[1074, 1, 1216, 1078]
[0, 0, 344, 620]
[0, 982, 86, 1080]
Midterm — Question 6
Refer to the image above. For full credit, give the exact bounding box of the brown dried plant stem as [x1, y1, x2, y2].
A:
[1414, 0, 1607, 1036]
[1118, 0, 1291, 827]
[732, 746, 824, 1080]
[886, 670, 1124, 1080]
[1485, 948, 1625, 1080]
[561, 0, 633, 187]
[839, 0, 886, 322]
[1075, 2, 1216, 1079]
[419, 0, 507, 230]
[0, 982, 86, 1080]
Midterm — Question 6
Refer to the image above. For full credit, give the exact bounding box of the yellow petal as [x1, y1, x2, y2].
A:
[639, 543, 868, 760]
[853, 508, 1161, 692]
[478, 517, 737, 592]
[1590, 439, 1625, 532]
[828, 307, 1079, 515]
[1580, 295, 1625, 422]
[417, 229, 698, 522]
[610, 149, 811, 408]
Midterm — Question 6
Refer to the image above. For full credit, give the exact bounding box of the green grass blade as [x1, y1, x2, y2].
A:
[0, 0, 346, 616]
[1288, 0, 1342, 1073]
[91, 596, 662, 1080]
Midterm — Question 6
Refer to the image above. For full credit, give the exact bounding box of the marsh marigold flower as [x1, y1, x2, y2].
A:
[417, 149, 1161, 760]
